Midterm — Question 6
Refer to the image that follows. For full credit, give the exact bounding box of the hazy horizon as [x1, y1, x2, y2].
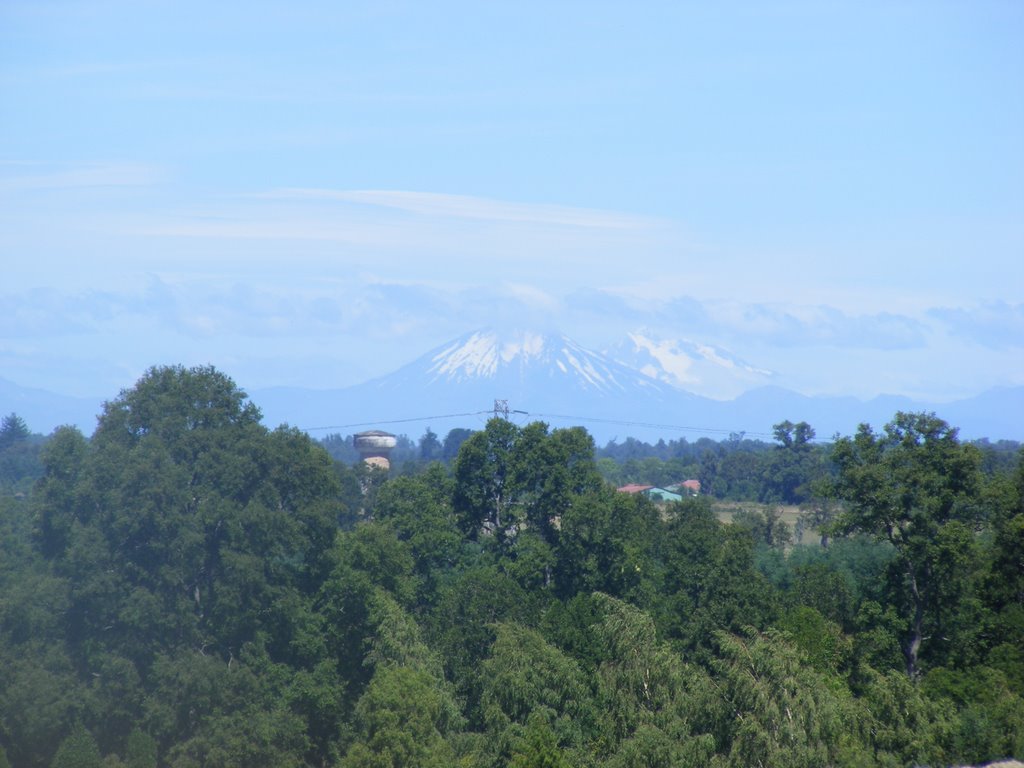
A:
[2, 1, 1021, 403]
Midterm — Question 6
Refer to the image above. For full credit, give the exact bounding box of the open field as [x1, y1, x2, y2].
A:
[710, 501, 822, 546]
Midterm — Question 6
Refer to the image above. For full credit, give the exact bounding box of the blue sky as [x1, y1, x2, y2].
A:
[1, 0, 1022, 403]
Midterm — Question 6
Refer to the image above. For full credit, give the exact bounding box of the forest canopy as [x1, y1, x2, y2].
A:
[0, 365, 1021, 767]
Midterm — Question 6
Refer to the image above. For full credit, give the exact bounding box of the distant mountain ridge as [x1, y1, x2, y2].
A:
[250, 329, 1023, 443]
[0, 377, 101, 436]
[2, 330, 1022, 443]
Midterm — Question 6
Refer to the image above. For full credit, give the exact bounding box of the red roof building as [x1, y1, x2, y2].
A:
[616, 484, 654, 494]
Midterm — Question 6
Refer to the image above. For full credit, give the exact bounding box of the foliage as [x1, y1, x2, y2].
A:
[659, 498, 777, 652]
[480, 623, 594, 756]
[700, 629, 856, 768]
[0, 412, 45, 493]
[50, 725, 102, 768]
[0, 413, 31, 448]
[829, 412, 983, 678]
[339, 666, 455, 768]
[1, 375, 1020, 767]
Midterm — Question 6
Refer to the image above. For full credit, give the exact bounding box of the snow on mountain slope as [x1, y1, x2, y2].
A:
[397, 329, 677, 396]
[608, 331, 774, 399]
[297, 328, 704, 437]
[246, 328, 1024, 444]
[238, 327, 1024, 442]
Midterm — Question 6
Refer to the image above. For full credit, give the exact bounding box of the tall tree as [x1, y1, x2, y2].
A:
[339, 666, 457, 768]
[31, 365, 343, 684]
[479, 623, 594, 759]
[701, 629, 856, 768]
[452, 419, 601, 559]
[418, 428, 442, 462]
[453, 418, 521, 541]
[761, 420, 819, 505]
[0, 413, 30, 449]
[829, 412, 982, 678]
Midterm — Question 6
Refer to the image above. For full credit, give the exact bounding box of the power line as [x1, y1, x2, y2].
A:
[302, 410, 491, 432]
[301, 403, 780, 440]
[525, 411, 776, 439]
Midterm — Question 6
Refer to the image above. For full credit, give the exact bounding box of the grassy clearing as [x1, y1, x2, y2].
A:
[711, 501, 821, 546]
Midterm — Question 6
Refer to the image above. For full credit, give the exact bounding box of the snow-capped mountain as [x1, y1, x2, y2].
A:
[252, 328, 708, 439]
[608, 331, 774, 399]
[237, 327, 1024, 444]
[395, 329, 679, 397]
[248, 328, 1023, 442]
[342, 328, 699, 427]
[4, 327, 1020, 442]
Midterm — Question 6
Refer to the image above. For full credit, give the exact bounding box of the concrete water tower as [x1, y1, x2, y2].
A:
[353, 430, 397, 470]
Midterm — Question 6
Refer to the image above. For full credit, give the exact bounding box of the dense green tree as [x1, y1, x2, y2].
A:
[479, 623, 594, 758]
[776, 606, 852, 673]
[372, 466, 462, 603]
[700, 629, 858, 768]
[0, 645, 84, 768]
[707, 450, 763, 500]
[985, 511, 1024, 670]
[512, 423, 602, 546]
[4, 386, 1019, 768]
[0, 412, 44, 492]
[785, 561, 856, 629]
[50, 725, 102, 768]
[17, 367, 354, 766]
[48, 367, 340, 666]
[660, 499, 777, 652]
[760, 420, 820, 505]
[982, 456, 1024, 689]
[922, 665, 1024, 763]
[829, 412, 983, 678]
[602, 722, 713, 768]
[339, 666, 455, 768]
[554, 489, 660, 604]
[857, 667, 957, 766]
[364, 591, 444, 679]
[317, 523, 420, 706]
[424, 565, 536, 724]
[144, 643, 311, 768]
[122, 729, 157, 768]
[452, 419, 601, 555]
[0, 413, 30, 449]
[507, 717, 571, 768]
[329, 522, 418, 607]
[33, 426, 90, 559]
[442, 428, 475, 462]
[453, 418, 521, 542]
[585, 594, 718, 766]
[419, 428, 442, 462]
[730, 506, 791, 548]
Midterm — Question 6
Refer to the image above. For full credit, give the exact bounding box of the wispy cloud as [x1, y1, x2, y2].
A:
[257, 188, 657, 230]
[4, 280, 930, 355]
[1, 279, 1020, 400]
[718, 303, 928, 350]
[121, 190, 678, 288]
[0, 163, 163, 191]
[927, 301, 1024, 349]
[567, 290, 929, 351]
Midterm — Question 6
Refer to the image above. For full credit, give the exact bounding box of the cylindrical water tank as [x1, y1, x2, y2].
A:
[353, 430, 397, 470]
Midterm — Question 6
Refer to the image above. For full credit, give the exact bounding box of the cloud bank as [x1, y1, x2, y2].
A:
[2, 278, 1016, 401]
